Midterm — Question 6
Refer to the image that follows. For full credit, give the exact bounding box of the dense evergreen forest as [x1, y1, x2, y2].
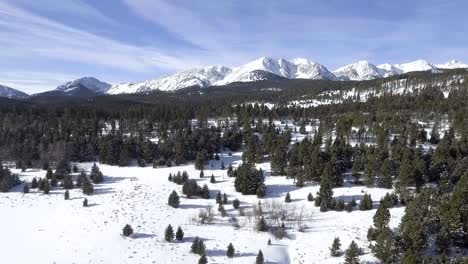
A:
[0, 70, 467, 263]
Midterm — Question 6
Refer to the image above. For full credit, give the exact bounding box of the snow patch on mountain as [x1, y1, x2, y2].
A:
[0, 84, 29, 99]
[435, 60, 468, 69]
[56, 77, 111, 94]
[333, 60, 386, 81]
[108, 66, 231, 94]
[216, 57, 335, 85]
[393, 59, 436, 73]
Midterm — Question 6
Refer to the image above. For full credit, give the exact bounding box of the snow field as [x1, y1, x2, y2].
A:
[1, 151, 404, 264]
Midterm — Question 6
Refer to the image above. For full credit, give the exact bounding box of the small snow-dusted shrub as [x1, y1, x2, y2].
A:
[270, 226, 287, 239]
[233, 198, 240, 209]
[122, 224, 134, 237]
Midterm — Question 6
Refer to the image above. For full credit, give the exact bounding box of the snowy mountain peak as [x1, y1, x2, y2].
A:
[333, 60, 383, 81]
[56, 77, 111, 94]
[108, 66, 232, 94]
[394, 59, 435, 73]
[74, 56, 468, 95]
[217, 57, 336, 85]
[435, 59, 468, 69]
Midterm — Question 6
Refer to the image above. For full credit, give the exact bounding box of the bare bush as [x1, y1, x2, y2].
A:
[197, 205, 214, 224]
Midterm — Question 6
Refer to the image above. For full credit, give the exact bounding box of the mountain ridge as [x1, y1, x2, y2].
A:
[2, 58, 467, 97]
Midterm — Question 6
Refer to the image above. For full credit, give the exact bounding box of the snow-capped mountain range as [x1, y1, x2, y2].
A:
[0, 58, 467, 98]
[107, 58, 467, 94]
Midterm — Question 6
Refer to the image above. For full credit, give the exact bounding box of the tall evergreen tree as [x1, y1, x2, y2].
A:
[227, 242, 235, 258]
[330, 237, 341, 257]
[164, 224, 174, 242]
[256, 250, 264, 264]
[168, 190, 180, 208]
[176, 226, 184, 241]
[344, 240, 360, 264]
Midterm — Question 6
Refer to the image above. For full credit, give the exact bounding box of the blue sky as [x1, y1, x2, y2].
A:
[0, 0, 467, 93]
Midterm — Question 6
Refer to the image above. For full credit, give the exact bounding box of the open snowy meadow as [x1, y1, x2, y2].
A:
[0, 151, 404, 264]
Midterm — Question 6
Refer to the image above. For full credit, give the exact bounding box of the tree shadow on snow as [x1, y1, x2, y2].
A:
[236, 252, 257, 258]
[134, 233, 156, 239]
[205, 154, 242, 171]
[335, 194, 364, 203]
[266, 184, 298, 198]
[183, 236, 214, 243]
[93, 187, 116, 195]
[179, 203, 207, 209]
[102, 176, 127, 184]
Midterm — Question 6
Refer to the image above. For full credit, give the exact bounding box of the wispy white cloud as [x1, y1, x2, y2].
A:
[123, 0, 468, 69]
[2, 0, 115, 25]
[0, 1, 217, 92]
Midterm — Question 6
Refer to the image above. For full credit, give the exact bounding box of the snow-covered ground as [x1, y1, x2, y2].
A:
[0, 152, 404, 264]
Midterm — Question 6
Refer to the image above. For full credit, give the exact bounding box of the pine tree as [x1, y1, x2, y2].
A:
[439, 171, 450, 194]
[43, 179, 50, 194]
[198, 254, 207, 264]
[82, 176, 94, 195]
[90, 163, 104, 183]
[168, 173, 173, 182]
[63, 174, 73, 189]
[72, 164, 78, 173]
[435, 227, 450, 254]
[176, 226, 184, 241]
[122, 224, 133, 237]
[233, 198, 240, 209]
[373, 205, 390, 231]
[46, 168, 53, 179]
[191, 237, 200, 254]
[64, 190, 70, 200]
[210, 174, 216, 183]
[191, 237, 206, 255]
[200, 184, 210, 199]
[199, 170, 204, 178]
[76, 171, 85, 187]
[359, 194, 373, 210]
[372, 227, 393, 264]
[50, 175, 58, 187]
[83, 198, 88, 207]
[380, 158, 393, 189]
[216, 191, 222, 204]
[164, 224, 174, 242]
[168, 190, 180, 208]
[316, 163, 334, 210]
[307, 192, 313, 202]
[256, 250, 264, 264]
[227, 242, 235, 258]
[23, 183, 29, 193]
[218, 204, 226, 217]
[221, 160, 225, 170]
[330, 237, 342, 256]
[31, 177, 38, 189]
[336, 199, 345, 211]
[256, 216, 268, 232]
[285, 192, 291, 203]
[195, 151, 206, 170]
[344, 240, 360, 264]
[268, 238, 271, 245]
[223, 193, 228, 204]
